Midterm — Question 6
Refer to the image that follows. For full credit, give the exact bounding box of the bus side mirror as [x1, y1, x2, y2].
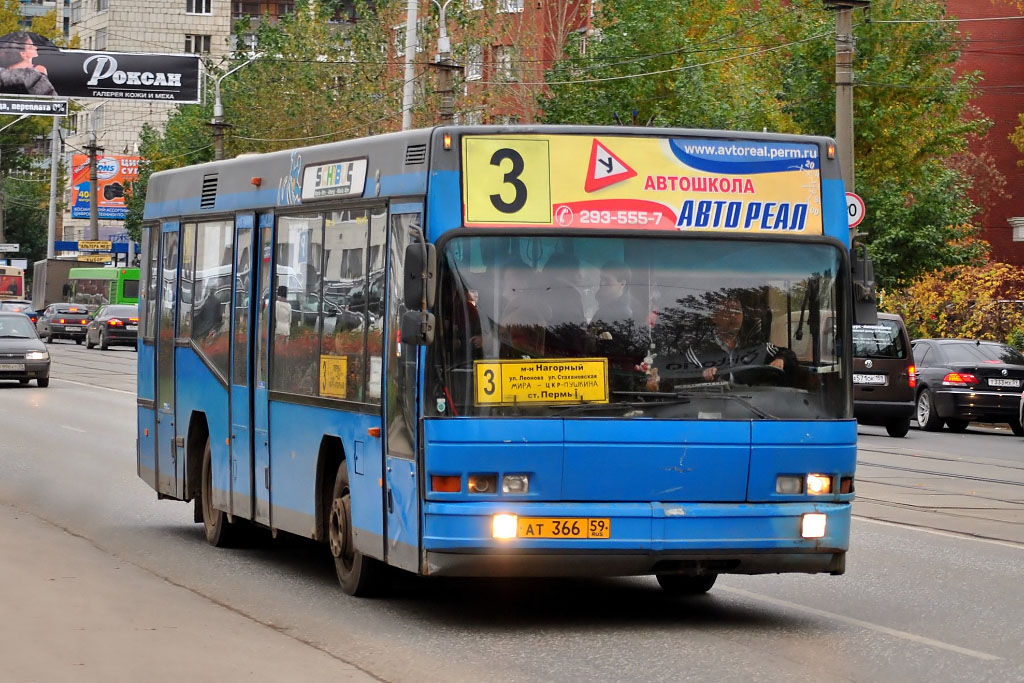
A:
[850, 236, 877, 325]
[401, 309, 435, 346]
[404, 243, 436, 311]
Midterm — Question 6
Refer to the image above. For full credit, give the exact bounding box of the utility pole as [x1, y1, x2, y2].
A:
[0, 114, 30, 245]
[46, 116, 59, 258]
[401, 0, 419, 130]
[85, 126, 103, 241]
[431, 0, 461, 125]
[210, 52, 262, 161]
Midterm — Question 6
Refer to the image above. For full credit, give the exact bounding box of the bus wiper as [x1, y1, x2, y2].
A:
[617, 389, 775, 419]
[552, 396, 691, 416]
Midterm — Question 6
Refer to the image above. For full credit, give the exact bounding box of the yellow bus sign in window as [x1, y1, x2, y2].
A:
[463, 137, 551, 225]
[474, 358, 608, 406]
[320, 355, 348, 399]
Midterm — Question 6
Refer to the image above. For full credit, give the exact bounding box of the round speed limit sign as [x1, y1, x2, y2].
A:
[846, 192, 865, 229]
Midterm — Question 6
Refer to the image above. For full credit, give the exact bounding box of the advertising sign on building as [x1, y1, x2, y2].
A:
[0, 32, 201, 103]
[71, 154, 140, 220]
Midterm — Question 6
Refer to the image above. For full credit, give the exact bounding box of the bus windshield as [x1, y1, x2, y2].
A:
[429, 235, 848, 420]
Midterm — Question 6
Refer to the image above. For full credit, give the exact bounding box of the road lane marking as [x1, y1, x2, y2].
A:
[718, 585, 1002, 661]
[60, 425, 87, 433]
[50, 376, 135, 396]
[856, 516, 1024, 550]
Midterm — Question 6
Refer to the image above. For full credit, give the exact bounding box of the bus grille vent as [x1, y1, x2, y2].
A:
[200, 174, 218, 209]
[405, 144, 427, 165]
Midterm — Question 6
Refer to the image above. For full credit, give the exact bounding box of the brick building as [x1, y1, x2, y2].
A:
[946, 0, 1024, 265]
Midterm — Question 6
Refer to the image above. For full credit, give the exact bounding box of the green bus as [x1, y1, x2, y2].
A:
[66, 267, 140, 307]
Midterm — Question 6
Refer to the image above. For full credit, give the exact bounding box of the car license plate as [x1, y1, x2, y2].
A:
[853, 373, 886, 385]
[0, 363, 25, 371]
[517, 517, 611, 539]
[64, 325, 81, 331]
[126, 324, 138, 331]
[988, 378, 1020, 388]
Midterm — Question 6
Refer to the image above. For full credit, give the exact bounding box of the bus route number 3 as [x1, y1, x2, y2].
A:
[463, 137, 551, 225]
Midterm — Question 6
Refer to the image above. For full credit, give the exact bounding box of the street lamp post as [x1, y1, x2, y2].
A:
[432, 0, 456, 125]
[210, 53, 262, 161]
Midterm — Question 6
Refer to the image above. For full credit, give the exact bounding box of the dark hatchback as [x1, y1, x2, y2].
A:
[853, 313, 916, 437]
[85, 304, 139, 349]
[912, 338, 1024, 435]
[0, 300, 39, 325]
[36, 303, 91, 344]
[0, 312, 50, 387]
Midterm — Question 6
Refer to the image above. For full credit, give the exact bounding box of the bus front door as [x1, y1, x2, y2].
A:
[229, 214, 255, 519]
[251, 217, 274, 526]
[155, 222, 181, 498]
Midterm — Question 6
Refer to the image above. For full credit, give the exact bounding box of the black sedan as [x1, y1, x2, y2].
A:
[912, 338, 1024, 434]
[36, 303, 91, 344]
[0, 300, 39, 325]
[0, 312, 50, 387]
[85, 304, 139, 350]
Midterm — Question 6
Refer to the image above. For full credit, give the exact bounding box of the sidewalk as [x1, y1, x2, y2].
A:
[0, 503, 379, 683]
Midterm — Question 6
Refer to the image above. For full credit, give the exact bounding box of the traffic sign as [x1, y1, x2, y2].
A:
[846, 192, 865, 229]
[78, 254, 113, 263]
[585, 139, 636, 193]
[0, 243, 19, 252]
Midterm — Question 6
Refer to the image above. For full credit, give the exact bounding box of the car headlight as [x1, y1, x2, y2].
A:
[25, 351, 49, 360]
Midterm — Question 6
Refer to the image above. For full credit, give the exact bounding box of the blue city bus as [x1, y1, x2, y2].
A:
[137, 125, 872, 596]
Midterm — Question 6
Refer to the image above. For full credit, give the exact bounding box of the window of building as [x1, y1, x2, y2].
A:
[465, 109, 483, 125]
[70, 1, 82, 24]
[233, 1, 260, 17]
[185, 34, 212, 54]
[96, 0, 107, 11]
[494, 45, 517, 82]
[187, 0, 212, 13]
[497, 0, 523, 12]
[392, 22, 423, 57]
[1011, 217, 1024, 242]
[465, 43, 482, 81]
[95, 28, 106, 50]
[468, 0, 483, 8]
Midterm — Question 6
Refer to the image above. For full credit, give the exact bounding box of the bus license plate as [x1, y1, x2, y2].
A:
[517, 517, 611, 539]
[0, 363, 25, 371]
[853, 373, 886, 385]
[988, 378, 1020, 388]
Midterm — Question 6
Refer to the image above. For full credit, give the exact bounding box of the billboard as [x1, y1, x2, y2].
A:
[71, 154, 140, 220]
[0, 32, 201, 102]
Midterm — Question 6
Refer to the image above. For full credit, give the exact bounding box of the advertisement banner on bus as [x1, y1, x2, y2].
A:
[462, 135, 823, 235]
[70, 154, 140, 220]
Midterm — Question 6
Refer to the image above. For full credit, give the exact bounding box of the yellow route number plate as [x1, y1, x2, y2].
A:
[517, 517, 611, 539]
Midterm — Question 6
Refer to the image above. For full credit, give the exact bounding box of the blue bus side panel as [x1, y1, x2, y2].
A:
[138, 343, 155, 401]
[563, 420, 750, 502]
[423, 419, 565, 500]
[426, 170, 463, 242]
[137, 406, 157, 489]
[748, 420, 857, 503]
[174, 348, 230, 506]
[822, 178, 850, 247]
[268, 401, 384, 554]
[229, 384, 252, 519]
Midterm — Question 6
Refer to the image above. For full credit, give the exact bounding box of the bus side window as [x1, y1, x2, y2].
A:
[386, 212, 418, 454]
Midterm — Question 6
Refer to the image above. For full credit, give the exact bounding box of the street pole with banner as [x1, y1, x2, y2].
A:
[0, 113, 30, 244]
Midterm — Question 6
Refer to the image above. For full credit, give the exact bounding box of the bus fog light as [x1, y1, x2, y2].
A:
[806, 474, 832, 495]
[492, 514, 518, 539]
[502, 474, 529, 494]
[776, 476, 802, 494]
[802, 513, 827, 539]
[468, 475, 497, 493]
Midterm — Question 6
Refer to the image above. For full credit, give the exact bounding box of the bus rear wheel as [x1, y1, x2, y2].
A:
[200, 438, 240, 548]
[656, 574, 717, 595]
[328, 464, 385, 596]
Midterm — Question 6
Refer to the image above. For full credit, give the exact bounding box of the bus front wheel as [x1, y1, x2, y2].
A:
[656, 574, 717, 595]
[329, 464, 385, 597]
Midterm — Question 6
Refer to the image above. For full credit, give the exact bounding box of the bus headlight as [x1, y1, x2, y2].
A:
[806, 474, 832, 495]
[492, 513, 518, 539]
[801, 513, 827, 539]
[502, 474, 529, 494]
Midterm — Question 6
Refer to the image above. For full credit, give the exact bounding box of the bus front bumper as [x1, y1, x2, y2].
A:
[421, 501, 849, 578]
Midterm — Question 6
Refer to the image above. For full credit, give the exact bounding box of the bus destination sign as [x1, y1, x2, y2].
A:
[301, 158, 367, 201]
[473, 358, 609, 407]
[462, 135, 823, 235]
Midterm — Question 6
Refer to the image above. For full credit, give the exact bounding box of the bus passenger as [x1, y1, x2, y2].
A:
[275, 285, 292, 338]
[541, 253, 586, 355]
[498, 269, 550, 359]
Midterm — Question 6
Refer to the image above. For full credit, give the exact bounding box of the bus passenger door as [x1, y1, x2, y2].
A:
[251, 215, 274, 526]
[229, 214, 255, 519]
[155, 222, 180, 498]
[383, 211, 421, 572]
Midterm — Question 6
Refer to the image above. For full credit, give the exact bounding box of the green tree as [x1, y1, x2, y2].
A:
[542, 0, 992, 287]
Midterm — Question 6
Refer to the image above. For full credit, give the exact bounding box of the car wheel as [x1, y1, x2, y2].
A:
[656, 574, 717, 595]
[36, 377, 49, 388]
[46, 330, 54, 343]
[200, 438, 241, 548]
[99, 332, 109, 350]
[946, 418, 969, 433]
[329, 464, 386, 596]
[916, 389, 944, 431]
[85, 332, 95, 349]
[75, 337, 82, 345]
[1010, 420, 1024, 437]
[885, 418, 911, 438]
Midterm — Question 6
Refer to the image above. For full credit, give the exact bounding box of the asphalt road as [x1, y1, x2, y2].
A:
[0, 343, 1022, 682]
